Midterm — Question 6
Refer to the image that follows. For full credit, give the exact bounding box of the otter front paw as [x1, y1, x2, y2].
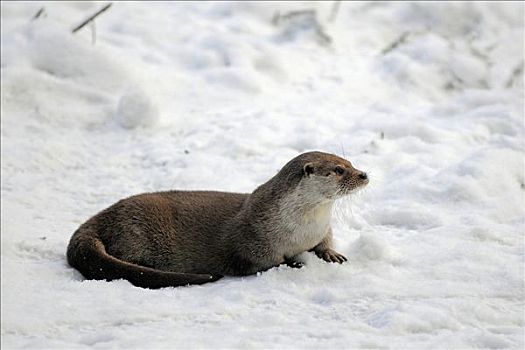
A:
[316, 249, 347, 264]
[284, 258, 304, 269]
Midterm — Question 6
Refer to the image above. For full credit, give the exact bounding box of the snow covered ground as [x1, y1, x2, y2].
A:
[1, 1, 524, 349]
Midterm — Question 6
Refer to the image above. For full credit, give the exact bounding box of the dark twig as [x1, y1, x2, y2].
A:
[272, 8, 332, 46]
[315, 26, 332, 45]
[328, 1, 341, 22]
[381, 32, 410, 55]
[506, 61, 524, 88]
[72, 3, 112, 34]
[91, 21, 97, 45]
[271, 11, 280, 25]
[32, 7, 45, 20]
[280, 9, 316, 22]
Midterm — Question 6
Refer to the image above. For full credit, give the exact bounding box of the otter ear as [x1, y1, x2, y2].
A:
[303, 163, 315, 176]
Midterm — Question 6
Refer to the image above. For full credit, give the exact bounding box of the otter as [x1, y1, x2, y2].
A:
[67, 151, 369, 288]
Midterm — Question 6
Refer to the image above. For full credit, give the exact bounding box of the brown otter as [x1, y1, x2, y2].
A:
[67, 151, 369, 288]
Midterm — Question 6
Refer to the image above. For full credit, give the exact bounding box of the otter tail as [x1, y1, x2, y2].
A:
[66, 227, 222, 289]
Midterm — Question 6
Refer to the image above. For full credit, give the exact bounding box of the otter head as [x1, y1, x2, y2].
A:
[297, 152, 369, 201]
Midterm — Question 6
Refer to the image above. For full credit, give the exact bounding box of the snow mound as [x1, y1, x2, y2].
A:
[116, 89, 160, 129]
[366, 303, 462, 333]
[348, 233, 400, 264]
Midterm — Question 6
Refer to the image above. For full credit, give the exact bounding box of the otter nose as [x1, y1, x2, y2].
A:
[358, 172, 368, 180]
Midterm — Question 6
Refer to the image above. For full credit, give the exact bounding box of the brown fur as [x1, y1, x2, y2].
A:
[67, 151, 368, 288]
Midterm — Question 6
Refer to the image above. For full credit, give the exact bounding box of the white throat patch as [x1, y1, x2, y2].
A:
[274, 179, 335, 258]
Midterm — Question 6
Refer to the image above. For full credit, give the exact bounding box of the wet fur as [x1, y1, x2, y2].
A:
[67, 151, 368, 288]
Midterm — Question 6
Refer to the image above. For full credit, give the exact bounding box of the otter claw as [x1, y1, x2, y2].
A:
[319, 250, 347, 264]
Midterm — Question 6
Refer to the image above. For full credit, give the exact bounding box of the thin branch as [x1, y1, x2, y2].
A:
[32, 7, 45, 21]
[280, 9, 316, 21]
[271, 11, 280, 25]
[72, 3, 112, 34]
[315, 26, 332, 45]
[328, 1, 341, 22]
[91, 21, 97, 45]
[381, 32, 410, 55]
[272, 8, 332, 46]
[506, 61, 524, 88]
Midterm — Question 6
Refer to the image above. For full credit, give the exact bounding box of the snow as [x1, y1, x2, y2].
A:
[1, 1, 523, 349]
[116, 89, 160, 129]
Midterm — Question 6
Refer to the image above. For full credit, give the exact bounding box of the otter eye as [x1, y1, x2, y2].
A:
[335, 166, 345, 175]
[303, 163, 315, 176]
